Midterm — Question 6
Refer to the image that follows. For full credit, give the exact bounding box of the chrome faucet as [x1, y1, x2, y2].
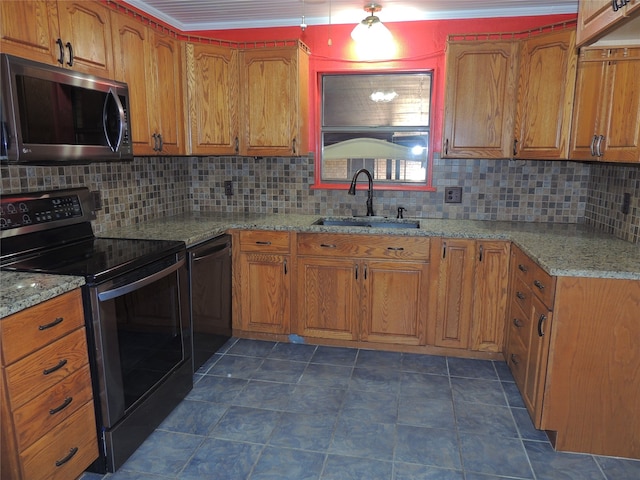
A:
[348, 168, 374, 216]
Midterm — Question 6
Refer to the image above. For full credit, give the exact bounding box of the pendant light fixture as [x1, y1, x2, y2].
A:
[351, 3, 392, 44]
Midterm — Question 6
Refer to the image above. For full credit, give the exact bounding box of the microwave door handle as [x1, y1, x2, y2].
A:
[103, 88, 125, 152]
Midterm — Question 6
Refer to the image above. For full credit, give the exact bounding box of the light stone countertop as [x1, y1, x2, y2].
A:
[0, 272, 85, 318]
[3, 213, 638, 318]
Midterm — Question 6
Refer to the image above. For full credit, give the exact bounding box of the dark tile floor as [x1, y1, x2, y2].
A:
[81, 338, 640, 480]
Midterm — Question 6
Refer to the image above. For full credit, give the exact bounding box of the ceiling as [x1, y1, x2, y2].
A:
[123, 0, 578, 31]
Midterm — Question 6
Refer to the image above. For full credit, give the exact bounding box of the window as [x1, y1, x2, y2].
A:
[320, 72, 432, 189]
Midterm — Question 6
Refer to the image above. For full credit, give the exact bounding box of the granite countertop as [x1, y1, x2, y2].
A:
[100, 212, 640, 280]
[3, 213, 638, 318]
[0, 272, 85, 318]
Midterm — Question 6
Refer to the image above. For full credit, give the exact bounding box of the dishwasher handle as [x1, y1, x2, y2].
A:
[191, 241, 230, 262]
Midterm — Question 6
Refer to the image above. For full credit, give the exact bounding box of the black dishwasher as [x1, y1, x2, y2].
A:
[188, 234, 232, 371]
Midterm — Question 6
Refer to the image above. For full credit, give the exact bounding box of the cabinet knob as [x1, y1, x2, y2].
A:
[513, 318, 523, 328]
[516, 291, 526, 300]
[533, 279, 545, 291]
[518, 264, 528, 273]
[510, 353, 520, 365]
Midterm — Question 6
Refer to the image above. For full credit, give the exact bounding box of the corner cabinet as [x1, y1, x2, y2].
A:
[295, 234, 431, 346]
[0, 0, 113, 77]
[513, 29, 578, 160]
[0, 290, 98, 480]
[432, 239, 510, 353]
[569, 47, 640, 163]
[185, 42, 239, 155]
[239, 43, 310, 156]
[233, 230, 291, 335]
[442, 40, 519, 159]
[576, 0, 640, 47]
[505, 245, 640, 460]
[111, 13, 185, 155]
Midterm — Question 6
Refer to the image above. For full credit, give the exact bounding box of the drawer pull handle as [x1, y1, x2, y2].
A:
[43, 359, 68, 375]
[533, 280, 545, 291]
[255, 241, 271, 245]
[510, 354, 519, 365]
[518, 264, 528, 273]
[49, 396, 73, 415]
[320, 243, 336, 248]
[513, 318, 523, 328]
[387, 247, 404, 251]
[55, 447, 79, 467]
[39, 317, 64, 330]
[537, 314, 547, 337]
[516, 291, 526, 300]
[283, 259, 288, 275]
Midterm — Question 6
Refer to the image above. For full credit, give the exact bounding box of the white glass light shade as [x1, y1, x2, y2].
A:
[351, 15, 393, 43]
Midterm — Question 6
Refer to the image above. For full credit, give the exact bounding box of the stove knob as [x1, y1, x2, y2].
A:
[22, 214, 32, 224]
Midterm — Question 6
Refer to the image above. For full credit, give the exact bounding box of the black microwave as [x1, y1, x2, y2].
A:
[0, 54, 132, 164]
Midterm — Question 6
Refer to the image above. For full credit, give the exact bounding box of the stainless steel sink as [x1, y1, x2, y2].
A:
[313, 217, 420, 229]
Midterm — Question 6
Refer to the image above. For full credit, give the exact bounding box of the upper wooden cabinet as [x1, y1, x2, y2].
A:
[569, 47, 640, 163]
[442, 41, 520, 159]
[185, 43, 239, 156]
[576, 0, 640, 47]
[239, 43, 310, 157]
[514, 29, 578, 160]
[0, 0, 113, 77]
[111, 14, 184, 155]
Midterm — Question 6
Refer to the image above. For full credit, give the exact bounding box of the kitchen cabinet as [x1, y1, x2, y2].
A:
[0, 0, 113, 77]
[111, 13, 185, 155]
[442, 40, 519, 159]
[576, 0, 640, 47]
[185, 42, 239, 155]
[234, 230, 291, 335]
[295, 233, 430, 346]
[569, 47, 640, 163]
[504, 245, 556, 425]
[513, 29, 577, 160]
[432, 239, 510, 352]
[239, 43, 310, 156]
[0, 289, 98, 480]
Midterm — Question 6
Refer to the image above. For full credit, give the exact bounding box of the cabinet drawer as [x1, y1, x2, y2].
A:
[5, 328, 89, 409]
[13, 364, 93, 451]
[511, 276, 532, 314]
[297, 233, 430, 260]
[1, 290, 84, 365]
[20, 401, 98, 480]
[239, 230, 290, 253]
[508, 298, 531, 352]
[507, 333, 527, 391]
[512, 247, 556, 308]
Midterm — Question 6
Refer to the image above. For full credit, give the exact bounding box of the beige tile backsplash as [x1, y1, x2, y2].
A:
[1, 156, 638, 244]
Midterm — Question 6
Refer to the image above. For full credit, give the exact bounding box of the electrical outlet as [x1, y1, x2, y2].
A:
[622, 192, 631, 215]
[444, 187, 462, 203]
[224, 181, 233, 196]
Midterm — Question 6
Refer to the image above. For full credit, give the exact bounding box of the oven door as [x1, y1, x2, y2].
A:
[87, 251, 191, 429]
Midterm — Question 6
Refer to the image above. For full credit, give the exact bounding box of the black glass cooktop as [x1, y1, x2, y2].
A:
[2, 236, 185, 284]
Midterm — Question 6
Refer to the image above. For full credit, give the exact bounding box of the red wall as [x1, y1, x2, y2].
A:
[191, 14, 576, 156]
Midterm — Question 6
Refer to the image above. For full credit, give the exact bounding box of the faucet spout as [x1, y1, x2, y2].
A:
[348, 168, 375, 216]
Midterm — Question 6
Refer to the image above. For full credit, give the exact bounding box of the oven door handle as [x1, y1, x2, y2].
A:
[98, 258, 185, 302]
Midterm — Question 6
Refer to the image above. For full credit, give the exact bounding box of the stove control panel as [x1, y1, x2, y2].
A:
[0, 188, 95, 236]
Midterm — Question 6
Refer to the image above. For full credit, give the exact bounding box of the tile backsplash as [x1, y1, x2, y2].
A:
[1, 155, 638, 244]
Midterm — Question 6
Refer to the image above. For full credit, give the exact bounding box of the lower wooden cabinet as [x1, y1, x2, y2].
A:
[1, 289, 98, 480]
[295, 233, 430, 346]
[233, 230, 291, 335]
[433, 238, 510, 352]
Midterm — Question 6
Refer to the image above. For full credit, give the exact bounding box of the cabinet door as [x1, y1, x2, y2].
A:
[185, 43, 239, 155]
[239, 46, 308, 156]
[296, 257, 359, 341]
[442, 41, 519, 158]
[600, 48, 640, 163]
[433, 239, 475, 349]
[237, 252, 290, 334]
[361, 260, 428, 346]
[151, 31, 185, 155]
[0, 0, 59, 64]
[514, 29, 577, 160]
[56, 1, 113, 77]
[471, 241, 510, 352]
[576, 0, 625, 47]
[111, 14, 156, 155]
